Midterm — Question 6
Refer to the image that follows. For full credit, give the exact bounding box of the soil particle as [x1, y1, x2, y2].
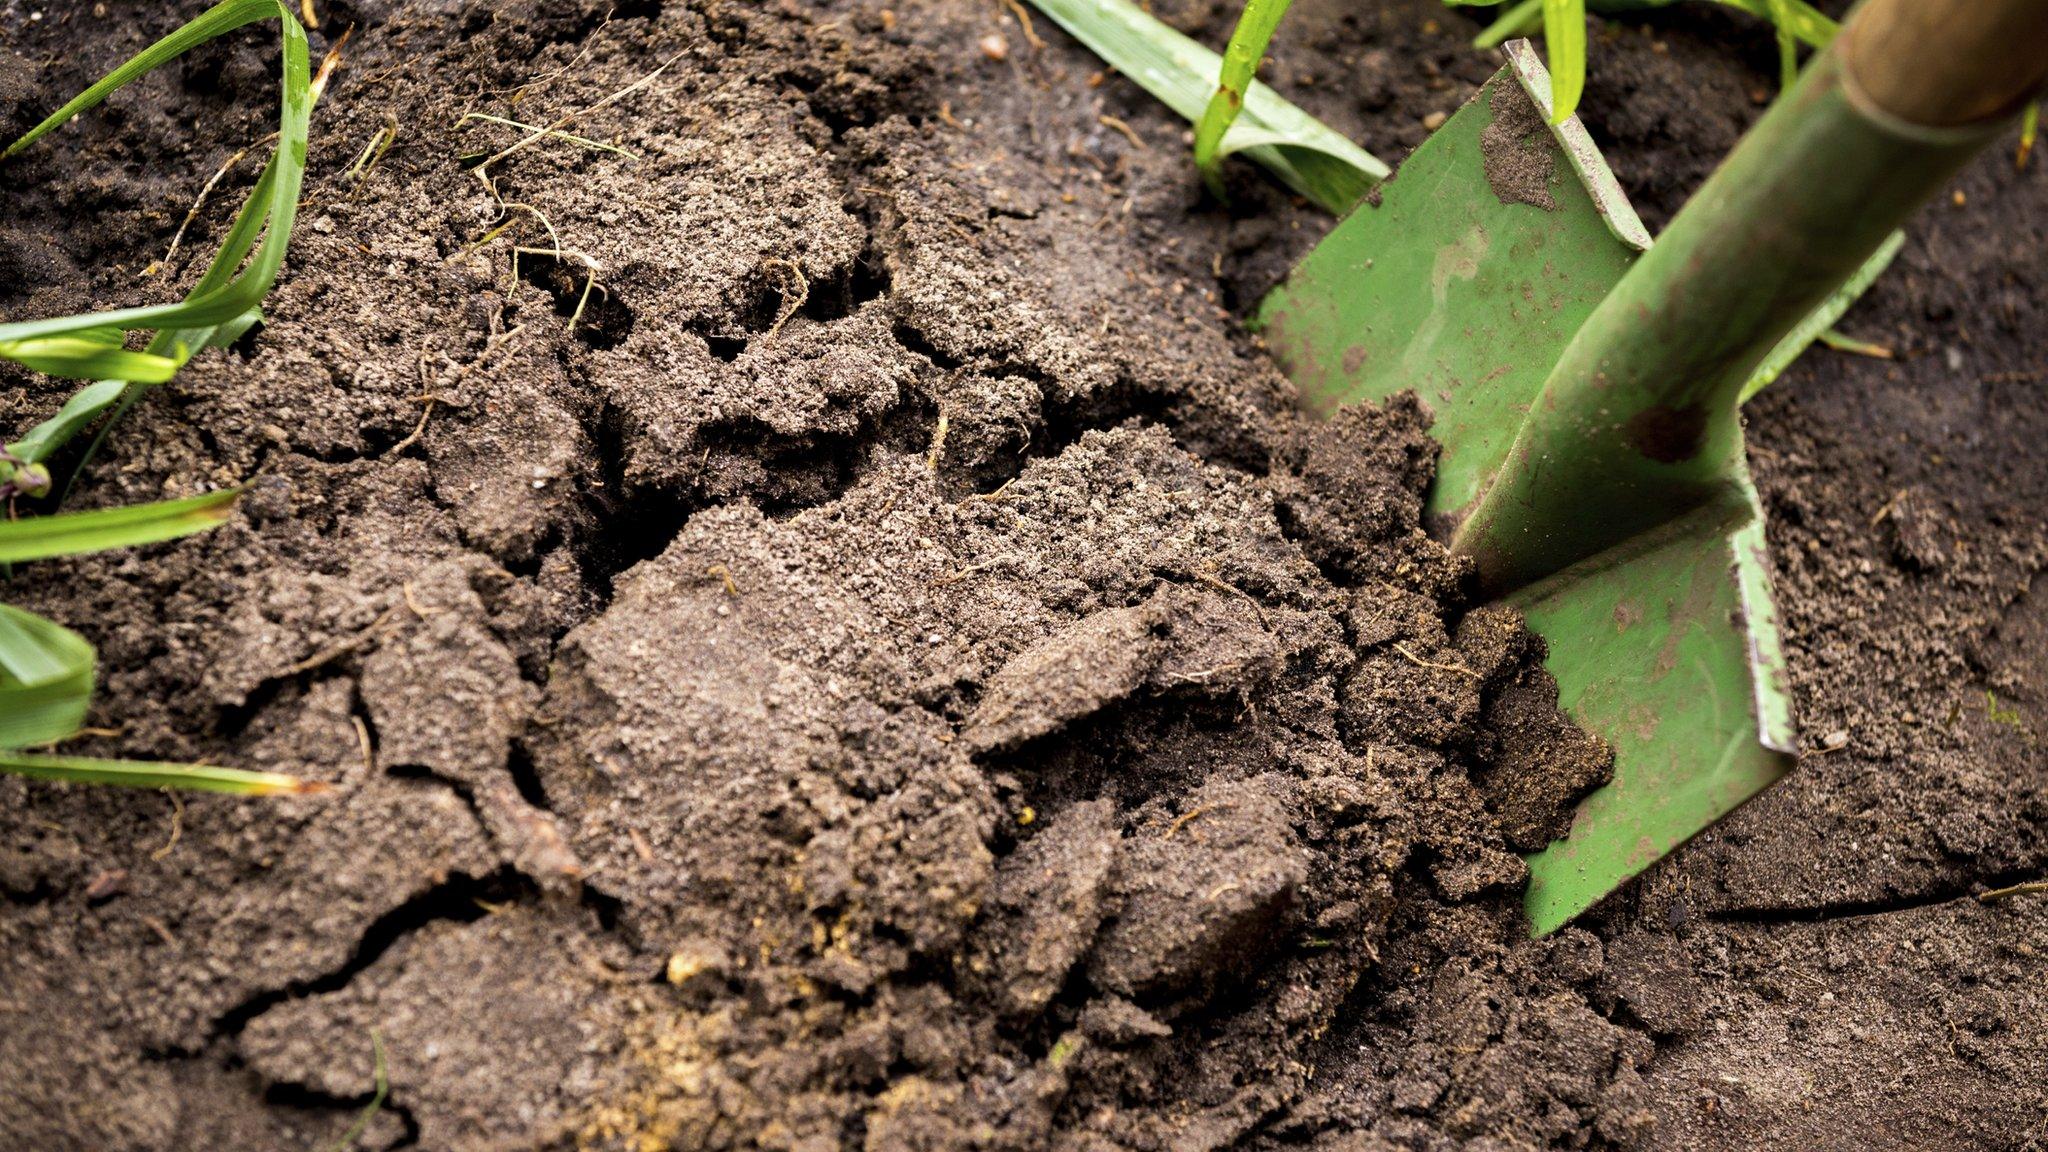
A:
[1088, 776, 1310, 1002]
[963, 600, 1168, 755]
[1597, 931, 1706, 1037]
[968, 798, 1121, 1019]
[1479, 75, 1559, 211]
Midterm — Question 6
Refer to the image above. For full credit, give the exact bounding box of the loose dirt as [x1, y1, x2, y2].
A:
[2, 1, 2043, 1150]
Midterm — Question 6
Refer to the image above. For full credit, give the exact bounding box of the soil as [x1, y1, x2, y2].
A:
[2, 1, 2044, 1150]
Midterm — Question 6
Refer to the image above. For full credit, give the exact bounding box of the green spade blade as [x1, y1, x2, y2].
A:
[1256, 43, 1796, 935]
[1258, 10, 2027, 931]
[1505, 481, 1794, 934]
[1257, 42, 1650, 518]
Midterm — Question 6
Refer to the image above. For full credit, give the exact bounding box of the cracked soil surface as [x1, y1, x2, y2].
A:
[2, 0, 2045, 1149]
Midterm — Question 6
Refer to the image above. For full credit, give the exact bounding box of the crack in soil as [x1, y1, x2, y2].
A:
[1705, 867, 2048, 925]
[205, 868, 530, 1047]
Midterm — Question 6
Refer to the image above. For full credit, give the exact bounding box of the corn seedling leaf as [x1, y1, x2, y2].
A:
[1028, 0, 1388, 213]
[321, 1030, 390, 1152]
[0, 0, 310, 349]
[0, 750, 322, 795]
[1740, 230, 1904, 403]
[1192, 0, 1293, 203]
[1471, 0, 1543, 49]
[1459, 0, 1835, 88]
[1709, 0, 1834, 49]
[0, 336, 182, 384]
[1761, 0, 1799, 88]
[1540, 0, 1586, 125]
[0, 489, 240, 564]
[0, 2, 316, 797]
[0, 605, 94, 748]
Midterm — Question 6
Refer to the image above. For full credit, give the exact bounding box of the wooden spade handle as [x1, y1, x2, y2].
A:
[1842, 0, 2048, 127]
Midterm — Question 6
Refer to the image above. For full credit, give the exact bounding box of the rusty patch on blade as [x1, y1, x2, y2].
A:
[1626, 403, 1708, 464]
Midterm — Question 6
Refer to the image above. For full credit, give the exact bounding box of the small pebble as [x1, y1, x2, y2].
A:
[980, 32, 1009, 61]
[1422, 111, 1448, 131]
[1820, 729, 1850, 751]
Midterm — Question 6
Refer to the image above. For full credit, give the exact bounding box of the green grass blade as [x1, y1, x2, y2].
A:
[1541, 0, 1587, 125]
[0, 0, 310, 491]
[4, 0, 280, 157]
[1193, 0, 1293, 202]
[1762, 0, 1800, 88]
[1028, 0, 1387, 213]
[0, 605, 94, 746]
[0, 603, 90, 686]
[1740, 230, 1904, 404]
[1706, 0, 1835, 48]
[0, 0, 309, 347]
[6, 380, 129, 467]
[0, 489, 239, 564]
[0, 750, 324, 795]
[0, 336, 182, 384]
[320, 1031, 390, 1152]
[1472, 0, 1545, 49]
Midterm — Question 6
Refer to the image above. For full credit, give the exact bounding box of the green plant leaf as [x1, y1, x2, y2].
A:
[1761, 0, 1800, 87]
[1456, 0, 1835, 96]
[1541, 0, 1586, 124]
[0, 336, 182, 384]
[1028, 0, 1388, 213]
[1193, 0, 1294, 203]
[0, 489, 240, 564]
[1707, 0, 1835, 49]
[0, 1, 315, 798]
[0, 605, 94, 748]
[0, 750, 324, 795]
[1740, 230, 1905, 404]
[1470, 0, 1544, 49]
[0, 0, 310, 347]
[0, 0, 311, 491]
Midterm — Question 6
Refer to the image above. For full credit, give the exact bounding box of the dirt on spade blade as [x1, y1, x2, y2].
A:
[2, 1, 2045, 1150]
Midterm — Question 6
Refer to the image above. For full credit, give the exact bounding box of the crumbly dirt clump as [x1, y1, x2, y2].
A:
[4, 0, 2047, 1150]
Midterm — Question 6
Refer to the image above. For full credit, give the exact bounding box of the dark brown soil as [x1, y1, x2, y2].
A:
[2, 1, 2044, 1150]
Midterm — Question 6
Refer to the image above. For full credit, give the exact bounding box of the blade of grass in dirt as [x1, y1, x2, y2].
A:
[0, 605, 94, 748]
[0, 0, 310, 345]
[1711, 0, 1833, 48]
[1472, 0, 1543, 48]
[0, 334, 182, 384]
[321, 1030, 390, 1152]
[1192, 0, 1292, 203]
[1, 0, 309, 496]
[1762, 0, 1799, 87]
[0, 489, 240, 564]
[1462, 0, 1835, 95]
[0, 2, 317, 797]
[1027, 0, 1388, 213]
[1739, 230, 1904, 403]
[1447, 0, 1583, 122]
[2021, 101, 2039, 170]
[1540, 0, 1586, 124]
[0, 750, 321, 795]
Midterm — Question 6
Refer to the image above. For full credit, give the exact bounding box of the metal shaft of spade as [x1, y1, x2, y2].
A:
[1450, 0, 2048, 596]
